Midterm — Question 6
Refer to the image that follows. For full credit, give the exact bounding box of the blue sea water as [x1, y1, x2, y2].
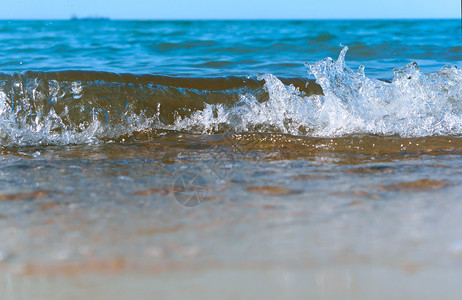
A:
[0, 20, 460, 78]
[0, 19, 461, 145]
[2, 21, 462, 292]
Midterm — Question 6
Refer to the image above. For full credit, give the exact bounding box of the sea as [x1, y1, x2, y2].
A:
[1, 19, 462, 299]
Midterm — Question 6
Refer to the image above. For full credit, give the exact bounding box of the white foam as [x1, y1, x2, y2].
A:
[175, 46, 462, 137]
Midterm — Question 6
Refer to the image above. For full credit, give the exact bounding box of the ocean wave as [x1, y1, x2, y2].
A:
[175, 46, 462, 137]
[0, 47, 461, 146]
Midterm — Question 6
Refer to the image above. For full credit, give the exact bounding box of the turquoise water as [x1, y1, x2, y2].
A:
[1, 20, 460, 78]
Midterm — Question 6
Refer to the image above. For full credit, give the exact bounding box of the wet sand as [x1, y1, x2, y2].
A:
[3, 267, 462, 300]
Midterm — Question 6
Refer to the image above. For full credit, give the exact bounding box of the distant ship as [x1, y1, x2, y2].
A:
[70, 14, 110, 21]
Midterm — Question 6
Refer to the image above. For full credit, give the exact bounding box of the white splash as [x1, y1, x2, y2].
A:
[174, 46, 462, 137]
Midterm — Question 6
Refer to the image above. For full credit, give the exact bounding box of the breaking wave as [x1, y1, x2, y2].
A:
[0, 46, 461, 146]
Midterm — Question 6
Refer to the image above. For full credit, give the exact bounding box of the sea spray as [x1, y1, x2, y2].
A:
[175, 47, 462, 137]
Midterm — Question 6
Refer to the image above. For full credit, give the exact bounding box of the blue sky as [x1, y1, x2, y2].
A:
[1, 0, 460, 19]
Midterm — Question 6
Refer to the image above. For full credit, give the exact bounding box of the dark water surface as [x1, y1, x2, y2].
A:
[1, 19, 462, 299]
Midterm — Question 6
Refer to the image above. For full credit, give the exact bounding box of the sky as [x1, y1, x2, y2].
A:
[0, 0, 460, 20]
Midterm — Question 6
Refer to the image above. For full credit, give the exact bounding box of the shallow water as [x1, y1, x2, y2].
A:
[0, 19, 462, 298]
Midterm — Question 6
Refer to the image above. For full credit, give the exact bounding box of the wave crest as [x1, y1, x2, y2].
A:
[0, 47, 461, 146]
[176, 46, 462, 137]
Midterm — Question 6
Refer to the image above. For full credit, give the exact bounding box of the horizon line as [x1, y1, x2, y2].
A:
[0, 17, 459, 21]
